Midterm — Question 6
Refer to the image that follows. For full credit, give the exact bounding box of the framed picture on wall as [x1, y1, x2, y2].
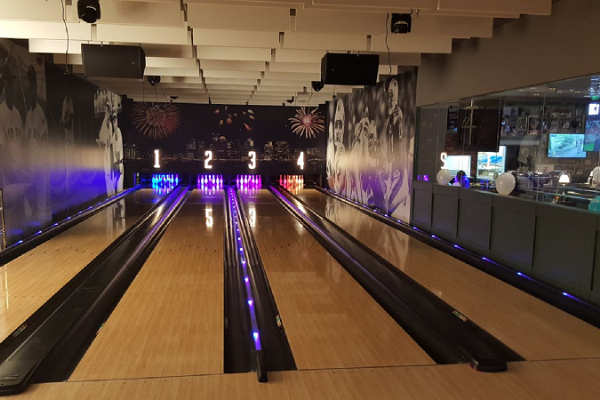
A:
[517, 116, 528, 135]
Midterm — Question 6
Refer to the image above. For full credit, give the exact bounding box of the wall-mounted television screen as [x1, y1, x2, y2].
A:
[584, 104, 600, 152]
[548, 133, 586, 158]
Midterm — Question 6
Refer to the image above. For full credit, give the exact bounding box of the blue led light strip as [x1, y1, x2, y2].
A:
[228, 187, 262, 351]
[2, 186, 139, 252]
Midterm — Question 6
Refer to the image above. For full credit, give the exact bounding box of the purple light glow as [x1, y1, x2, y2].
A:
[431, 234, 437, 239]
[248, 300, 253, 306]
[244, 277, 249, 282]
[239, 247, 243, 251]
[16, 240, 23, 245]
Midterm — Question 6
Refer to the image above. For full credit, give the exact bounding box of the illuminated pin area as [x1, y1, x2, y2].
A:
[151, 174, 179, 195]
[197, 174, 223, 194]
[237, 175, 261, 195]
[228, 187, 262, 352]
[280, 175, 304, 193]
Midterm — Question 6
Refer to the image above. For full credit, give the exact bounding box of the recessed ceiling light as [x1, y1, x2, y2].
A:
[533, 93, 540, 96]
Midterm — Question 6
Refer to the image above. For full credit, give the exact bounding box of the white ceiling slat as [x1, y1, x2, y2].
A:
[197, 46, 272, 62]
[29, 39, 88, 55]
[371, 34, 452, 54]
[295, 9, 493, 38]
[208, 90, 254, 96]
[140, 43, 195, 59]
[0, 0, 64, 22]
[438, 0, 552, 15]
[255, 86, 300, 93]
[161, 76, 205, 85]
[0, 21, 91, 41]
[187, 3, 289, 32]
[95, 1, 184, 27]
[311, 0, 431, 8]
[203, 70, 262, 79]
[274, 49, 325, 64]
[194, 29, 280, 49]
[283, 32, 368, 52]
[207, 84, 257, 91]
[263, 71, 321, 82]
[200, 60, 266, 72]
[204, 77, 259, 86]
[260, 79, 309, 88]
[95, 24, 189, 45]
[54, 54, 198, 70]
[268, 61, 320, 74]
[144, 67, 200, 78]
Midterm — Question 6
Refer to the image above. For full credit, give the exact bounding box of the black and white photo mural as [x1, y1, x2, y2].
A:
[0, 38, 122, 245]
[326, 70, 417, 222]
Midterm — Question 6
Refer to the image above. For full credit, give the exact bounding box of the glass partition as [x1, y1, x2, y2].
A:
[416, 74, 600, 213]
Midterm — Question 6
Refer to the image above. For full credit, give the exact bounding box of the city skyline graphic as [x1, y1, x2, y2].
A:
[121, 101, 327, 175]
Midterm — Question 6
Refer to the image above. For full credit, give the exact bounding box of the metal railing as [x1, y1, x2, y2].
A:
[0, 188, 6, 251]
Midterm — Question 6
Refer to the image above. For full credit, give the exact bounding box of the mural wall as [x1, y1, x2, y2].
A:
[0, 39, 121, 245]
[121, 100, 326, 177]
[326, 70, 418, 222]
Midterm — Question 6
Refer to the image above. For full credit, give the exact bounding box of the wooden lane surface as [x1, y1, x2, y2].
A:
[296, 189, 600, 361]
[70, 190, 224, 381]
[240, 190, 433, 371]
[0, 189, 161, 343]
[16, 359, 600, 399]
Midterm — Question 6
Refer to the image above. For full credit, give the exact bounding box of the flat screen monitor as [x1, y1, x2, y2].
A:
[584, 104, 600, 151]
[548, 133, 586, 158]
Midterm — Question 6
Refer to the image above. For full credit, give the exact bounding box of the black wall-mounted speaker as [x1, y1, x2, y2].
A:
[81, 44, 146, 79]
[321, 53, 379, 86]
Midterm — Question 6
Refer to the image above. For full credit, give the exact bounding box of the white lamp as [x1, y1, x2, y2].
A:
[496, 172, 516, 196]
[558, 173, 571, 185]
[436, 169, 452, 185]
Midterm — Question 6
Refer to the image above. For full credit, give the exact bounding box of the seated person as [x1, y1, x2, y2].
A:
[452, 170, 470, 188]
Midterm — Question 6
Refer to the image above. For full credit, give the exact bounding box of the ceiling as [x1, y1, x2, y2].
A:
[0, 0, 553, 106]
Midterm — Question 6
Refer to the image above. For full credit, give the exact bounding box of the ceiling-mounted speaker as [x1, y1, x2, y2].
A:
[391, 13, 412, 34]
[312, 80, 324, 92]
[321, 53, 379, 86]
[78, 0, 101, 24]
[81, 44, 146, 79]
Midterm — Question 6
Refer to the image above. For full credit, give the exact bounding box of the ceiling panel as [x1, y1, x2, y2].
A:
[194, 29, 280, 48]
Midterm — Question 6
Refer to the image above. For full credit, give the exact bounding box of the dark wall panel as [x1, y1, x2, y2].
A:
[457, 189, 492, 252]
[533, 205, 595, 299]
[431, 184, 459, 239]
[489, 195, 536, 273]
[411, 180, 433, 227]
[592, 218, 600, 306]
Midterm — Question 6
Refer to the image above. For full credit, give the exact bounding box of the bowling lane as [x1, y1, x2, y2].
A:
[0, 188, 162, 343]
[241, 190, 433, 370]
[70, 190, 224, 381]
[296, 189, 600, 361]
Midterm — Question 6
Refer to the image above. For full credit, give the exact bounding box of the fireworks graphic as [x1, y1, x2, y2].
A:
[289, 107, 325, 138]
[214, 106, 255, 132]
[130, 103, 180, 139]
